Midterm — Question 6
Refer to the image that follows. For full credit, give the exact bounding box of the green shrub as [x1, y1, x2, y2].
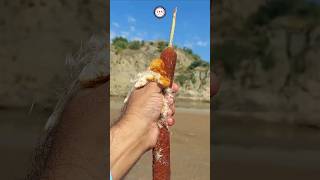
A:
[175, 74, 189, 86]
[214, 40, 253, 78]
[182, 47, 202, 61]
[182, 47, 193, 55]
[157, 41, 168, 52]
[191, 73, 196, 84]
[192, 54, 202, 61]
[128, 40, 142, 50]
[188, 60, 209, 70]
[112, 37, 128, 52]
[247, 0, 294, 27]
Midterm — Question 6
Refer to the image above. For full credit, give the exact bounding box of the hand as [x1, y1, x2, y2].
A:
[122, 82, 179, 148]
[123, 82, 163, 127]
[110, 82, 179, 180]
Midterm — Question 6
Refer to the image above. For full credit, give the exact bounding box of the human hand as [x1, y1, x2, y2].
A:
[122, 82, 179, 148]
[110, 82, 179, 179]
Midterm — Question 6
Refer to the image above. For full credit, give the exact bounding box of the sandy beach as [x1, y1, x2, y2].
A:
[213, 145, 320, 180]
[1, 104, 320, 179]
[212, 112, 320, 180]
[111, 98, 211, 180]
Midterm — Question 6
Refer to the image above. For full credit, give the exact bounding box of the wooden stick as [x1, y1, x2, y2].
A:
[168, 8, 177, 47]
[152, 7, 177, 180]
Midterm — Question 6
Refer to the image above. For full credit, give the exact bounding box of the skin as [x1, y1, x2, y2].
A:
[34, 81, 177, 180]
[40, 82, 109, 179]
[110, 82, 179, 179]
[30, 72, 216, 180]
[110, 71, 218, 179]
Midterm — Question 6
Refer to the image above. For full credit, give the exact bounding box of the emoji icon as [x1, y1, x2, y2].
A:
[154, 6, 166, 18]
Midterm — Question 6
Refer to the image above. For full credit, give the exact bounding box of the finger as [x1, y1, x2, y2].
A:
[171, 83, 179, 93]
[167, 109, 173, 117]
[165, 95, 174, 105]
[169, 105, 175, 116]
[167, 117, 175, 126]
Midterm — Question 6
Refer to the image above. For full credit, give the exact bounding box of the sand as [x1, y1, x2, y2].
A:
[213, 145, 320, 180]
[2, 100, 319, 179]
[110, 100, 211, 180]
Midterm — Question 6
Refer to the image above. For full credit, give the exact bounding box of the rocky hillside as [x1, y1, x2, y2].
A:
[213, 0, 320, 126]
[110, 38, 210, 101]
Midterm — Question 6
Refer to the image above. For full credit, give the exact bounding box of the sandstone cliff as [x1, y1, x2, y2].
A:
[110, 41, 210, 101]
[213, 0, 320, 126]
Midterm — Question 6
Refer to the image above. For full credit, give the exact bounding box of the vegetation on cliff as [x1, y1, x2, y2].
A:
[110, 37, 210, 101]
[214, 0, 320, 125]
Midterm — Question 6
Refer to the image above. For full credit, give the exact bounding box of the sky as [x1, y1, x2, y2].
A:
[110, 0, 210, 62]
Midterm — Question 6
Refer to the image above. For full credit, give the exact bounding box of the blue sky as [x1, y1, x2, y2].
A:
[110, 0, 210, 62]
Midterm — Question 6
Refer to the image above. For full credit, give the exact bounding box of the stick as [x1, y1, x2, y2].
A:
[168, 8, 177, 47]
[152, 7, 177, 180]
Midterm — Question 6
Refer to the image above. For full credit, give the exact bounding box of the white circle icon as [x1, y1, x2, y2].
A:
[154, 6, 166, 18]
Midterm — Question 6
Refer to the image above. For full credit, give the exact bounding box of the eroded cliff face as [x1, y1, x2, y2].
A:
[110, 42, 210, 101]
[213, 0, 320, 126]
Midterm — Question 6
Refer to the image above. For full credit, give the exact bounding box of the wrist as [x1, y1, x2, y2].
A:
[120, 115, 155, 149]
[110, 118, 152, 179]
[110, 116, 152, 160]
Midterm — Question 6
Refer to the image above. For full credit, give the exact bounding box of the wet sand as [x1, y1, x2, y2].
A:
[212, 113, 320, 180]
[110, 99, 211, 180]
[213, 146, 320, 180]
[0, 100, 210, 180]
[1, 102, 320, 179]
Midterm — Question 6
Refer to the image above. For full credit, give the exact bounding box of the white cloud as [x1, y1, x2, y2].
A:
[196, 40, 208, 47]
[183, 41, 193, 48]
[128, 16, 136, 23]
[120, 31, 130, 38]
[131, 36, 142, 41]
[112, 22, 120, 28]
[110, 30, 116, 40]
[193, 36, 201, 40]
[130, 26, 135, 31]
